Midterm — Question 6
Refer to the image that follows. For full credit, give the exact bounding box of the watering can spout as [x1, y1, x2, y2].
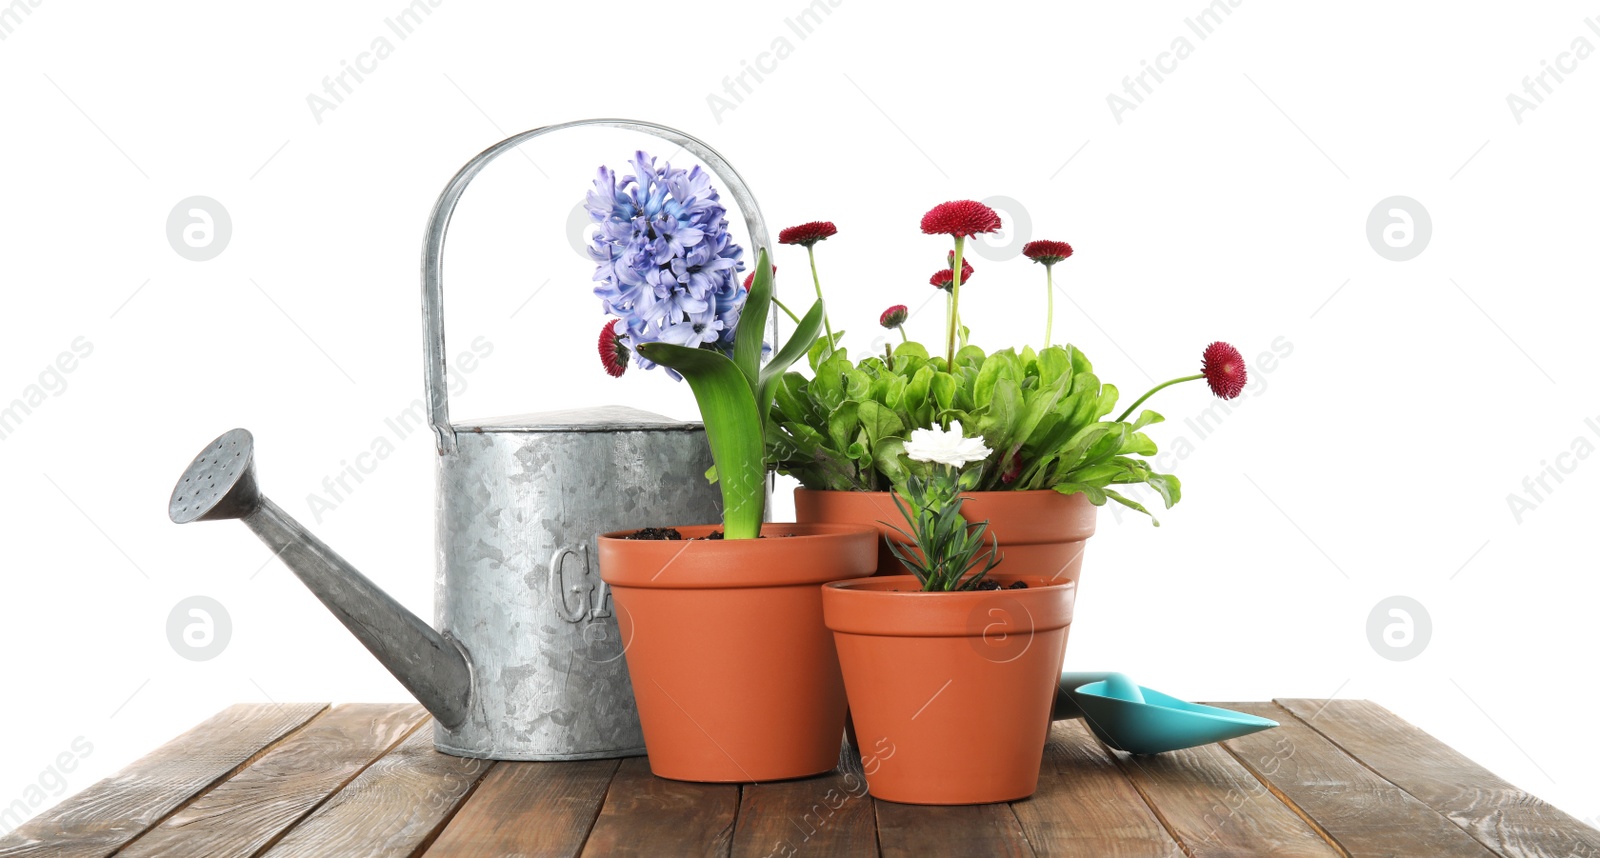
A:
[169, 429, 473, 729]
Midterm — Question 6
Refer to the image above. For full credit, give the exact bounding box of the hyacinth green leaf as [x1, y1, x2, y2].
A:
[635, 342, 764, 539]
[733, 248, 774, 392]
[758, 297, 827, 420]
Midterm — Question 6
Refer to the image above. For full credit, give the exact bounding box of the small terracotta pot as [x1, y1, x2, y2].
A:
[822, 574, 1075, 805]
[795, 489, 1097, 586]
[597, 523, 877, 782]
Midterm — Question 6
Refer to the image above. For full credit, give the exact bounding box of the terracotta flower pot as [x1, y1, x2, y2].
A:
[822, 574, 1076, 804]
[795, 489, 1097, 586]
[597, 523, 877, 782]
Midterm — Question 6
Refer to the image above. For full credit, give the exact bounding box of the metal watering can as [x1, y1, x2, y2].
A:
[169, 120, 772, 760]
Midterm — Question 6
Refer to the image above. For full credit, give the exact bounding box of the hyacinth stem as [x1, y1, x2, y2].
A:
[946, 235, 966, 367]
[806, 245, 836, 347]
[771, 296, 802, 324]
[1044, 264, 1055, 348]
[1115, 374, 1203, 423]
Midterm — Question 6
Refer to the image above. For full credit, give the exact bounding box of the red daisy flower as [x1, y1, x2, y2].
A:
[879, 304, 909, 329]
[1023, 240, 1074, 265]
[1000, 451, 1024, 484]
[929, 258, 974, 291]
[778, 221, 838, 247]
[920, 200, 1003, 237]
[598, 319, 629, 378]
[742, 264, 777, 290]
[1201, 341, 1247, 399]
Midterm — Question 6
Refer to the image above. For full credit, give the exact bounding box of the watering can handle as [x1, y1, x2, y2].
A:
[420, 119, 775, 455]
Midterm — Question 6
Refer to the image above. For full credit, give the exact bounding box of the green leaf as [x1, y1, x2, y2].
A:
[973, 349, 1018, 407]
[807, 330, 846, 372]
[734, 248, 773, 393]
[903, 366, 933, 418]
[842, 366, 872, 401]
[955, 344, 987, 368]
[930, 372, 957, 412]
[812, 353, 850, 410]
[1053, 482, 1107, 505]
[857, 400, 905, 447]
[828, 400, 860, 451]
[1127, 408, 1165, 431]
[758, 298, 827, 420]
[894, 341, 930, 362]
[872, 437, 909, 486]
[772, 372, 811, 422]
[1037, 346, 1073, 389]
[1104, 488, 1159, 525]
[635, 342, 765, 539]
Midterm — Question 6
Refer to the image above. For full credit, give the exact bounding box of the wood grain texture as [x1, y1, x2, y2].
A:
[875, 801, 1034, 858]
[0, 702, 327, 858]
[581, 757, 737, 857]
[1216, 702, 1495, 858]
[1011, 720, 1183, 857]
[424, 758, 619, 858]
[118, 703, 424, 858]
[1278, 698, 1600, 858]
[730, 735, 877, 858]
[260, 719, 493, 858]
[1111, 737, 1344, 857]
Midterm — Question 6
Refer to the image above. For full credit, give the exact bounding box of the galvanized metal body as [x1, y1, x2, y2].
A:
[432, 408, 720, 759]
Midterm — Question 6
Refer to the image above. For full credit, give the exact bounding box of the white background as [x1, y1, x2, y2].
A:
[3, 0, 1598, 834]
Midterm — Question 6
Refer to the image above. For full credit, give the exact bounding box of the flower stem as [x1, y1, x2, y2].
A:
[1044, 263, 1055, 348]
[898, 326, 908, 344]
[946, 235, 965, 367]
[807, 245, 836, 347]
[771, 296, 801, 324]
[1115, 373, 1204, 423]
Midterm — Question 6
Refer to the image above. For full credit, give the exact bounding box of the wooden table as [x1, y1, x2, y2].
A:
[3, 700, 1594, 857]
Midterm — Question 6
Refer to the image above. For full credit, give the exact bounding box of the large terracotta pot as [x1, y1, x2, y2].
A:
[597, 523, 877, 782]
[795, 489, 1097, 586]
[822, 574, 1076, 804]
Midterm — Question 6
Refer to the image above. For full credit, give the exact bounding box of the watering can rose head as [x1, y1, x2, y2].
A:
[584, 152, 827, 539]
[760, 199, 1253, 526]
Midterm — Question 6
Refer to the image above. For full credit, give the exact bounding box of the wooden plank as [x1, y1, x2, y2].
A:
[1110, 735, 1344, 857]
[1216, 702, 1495, 858]
[875, 802, 1034, 858]
[0, 703, 327, 858]
[260, 719, 493, 858]
[423, 758, 619, 857]
[581, 757, 737, 857]
[1278, 698, 1600, 858]
[1011, 720, 1183, 857]
[118, 703, 425, 858]
[731, 736, 877, 858]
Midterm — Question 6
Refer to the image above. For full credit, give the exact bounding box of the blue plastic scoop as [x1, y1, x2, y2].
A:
[1051, 671, 1278, 755]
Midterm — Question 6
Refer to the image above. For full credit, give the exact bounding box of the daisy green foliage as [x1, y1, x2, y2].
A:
[765, 341, 1182, 524]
